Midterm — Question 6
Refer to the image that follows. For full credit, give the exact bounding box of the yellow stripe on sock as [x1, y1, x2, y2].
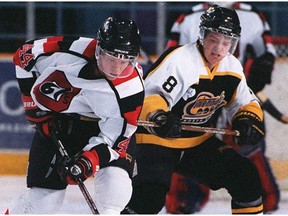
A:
[232, 204, 263, 214]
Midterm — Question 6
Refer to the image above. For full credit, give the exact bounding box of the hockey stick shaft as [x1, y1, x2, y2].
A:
[137, 120, 240, 136]
[49, 128, 99, 214]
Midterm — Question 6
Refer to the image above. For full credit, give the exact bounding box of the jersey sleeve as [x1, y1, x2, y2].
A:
[14, 36, 96, 94]
[166, 13, 186, 49]
[225, 73, 263, 123]
[141, 45, 199, 120]
[14, 36, 97, 73]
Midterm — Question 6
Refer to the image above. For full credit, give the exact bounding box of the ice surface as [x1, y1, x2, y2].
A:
[1, 176, 287, 214]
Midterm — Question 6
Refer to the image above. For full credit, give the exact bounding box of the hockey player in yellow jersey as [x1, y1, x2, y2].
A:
[122, 5, 264, 214]
[165, 2, 286, 213]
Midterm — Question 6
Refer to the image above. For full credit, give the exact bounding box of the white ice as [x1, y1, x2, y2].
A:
[1, 176, 287, 214]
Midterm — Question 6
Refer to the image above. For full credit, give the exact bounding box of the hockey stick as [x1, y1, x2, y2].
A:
[137, 120, 240, 136]
[49, 127, 99, 214]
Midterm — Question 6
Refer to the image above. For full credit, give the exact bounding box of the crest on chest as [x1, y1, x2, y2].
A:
[182, 91, 227, 124]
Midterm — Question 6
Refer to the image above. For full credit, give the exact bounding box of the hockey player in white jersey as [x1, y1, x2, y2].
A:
[166, 2, 287, 213]
[7, 17, 144, 214]
[122, 5, 264, 214]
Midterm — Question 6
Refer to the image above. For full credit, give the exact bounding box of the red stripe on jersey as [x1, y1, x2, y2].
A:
[263, 34, 273, 43]
[176, 14, 185, 24]
[124, 105, 142, 126]
[43, 36, 64, 53]
[13, 47, 21, 66]
[83, 39, 97, 59]
[47, 36, 64, 42]
[243, 57, 254, 78]
[111, 68, 139, 86]
[234, 2, 241, 9]
[166, 40, 179, 49]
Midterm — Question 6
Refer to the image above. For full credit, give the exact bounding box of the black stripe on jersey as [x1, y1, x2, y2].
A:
[58, 36, 80, 51]
[144, 45, 182, 79]
[36, 36, 92, 63]
[36, 50, 93, 64]
[57, 36, 95, 62]
[78, 62, 99, 79]
[107, 78, 144, 114]
[17, 73, 38, 94]
[118, 91, 145, 114]
[24, 39, 37, 44]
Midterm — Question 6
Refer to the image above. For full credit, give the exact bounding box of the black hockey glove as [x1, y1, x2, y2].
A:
[232, 111, 265, 146]
[247, 52, 275, 93]
[21, 94, 77, 138]
[21, 94, 57, 137]
[147, 110, 182, 138]
[57, 149, 100, 185]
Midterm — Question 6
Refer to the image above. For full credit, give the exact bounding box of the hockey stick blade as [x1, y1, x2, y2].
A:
[137, 120, 240, 136]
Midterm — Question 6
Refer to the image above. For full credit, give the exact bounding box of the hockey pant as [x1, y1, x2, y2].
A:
[124, 138, 263, 214]
[165, 145, 279, 213]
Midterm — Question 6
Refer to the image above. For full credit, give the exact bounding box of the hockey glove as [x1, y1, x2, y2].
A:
[232, 111, 265, 146]
[57, 149, 100, 185]
[21, 94, 57, 136]
[247, 52, 275, 93]
[147, 110, 181, 138]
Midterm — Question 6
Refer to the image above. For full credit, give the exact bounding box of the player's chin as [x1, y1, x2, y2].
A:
[208, 57, 221, 65]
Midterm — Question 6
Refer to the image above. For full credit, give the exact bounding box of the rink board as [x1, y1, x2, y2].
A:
[0, 151, 288, 180]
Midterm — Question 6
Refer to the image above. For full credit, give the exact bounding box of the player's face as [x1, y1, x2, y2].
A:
[96, 45, 137, 80]
[203, 32, 232, 65]
[98, 53, 130, 79]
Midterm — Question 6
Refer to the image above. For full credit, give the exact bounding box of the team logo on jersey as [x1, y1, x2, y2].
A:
[182, 91, 227, 124]
[183, 87, 196, 101]
[33, 70, 81, 112]
[40, 82, 72, 102]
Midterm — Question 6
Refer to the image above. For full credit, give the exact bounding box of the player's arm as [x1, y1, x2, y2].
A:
[56, 116, 134, 185]
[226, 71, 265, 146]
[243, 7, 276, 93]
[231, 101, 264, 146]
[257, 91, 288, 124]
[229, 78, 265, 146]
[57, 142, 112, 185]
[166, 13, 185, 49]
[139, 95, 181, 138]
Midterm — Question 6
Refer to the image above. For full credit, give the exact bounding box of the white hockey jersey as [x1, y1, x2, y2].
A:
[136, 43, 263, 149]
[14, 36, 145, 161]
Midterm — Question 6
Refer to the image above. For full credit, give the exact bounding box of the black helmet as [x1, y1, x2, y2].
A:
[97, 17, 141, 57]
[200, 4, 241, 38]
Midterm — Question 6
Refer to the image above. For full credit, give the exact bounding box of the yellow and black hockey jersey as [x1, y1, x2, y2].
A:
[136, 43, 263, 149]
